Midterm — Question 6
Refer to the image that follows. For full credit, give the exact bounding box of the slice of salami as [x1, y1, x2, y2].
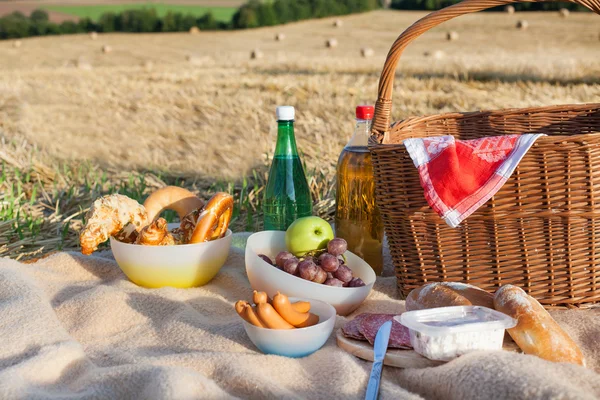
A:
[358, 313, 412, 349]
[342, 314, 369, 340]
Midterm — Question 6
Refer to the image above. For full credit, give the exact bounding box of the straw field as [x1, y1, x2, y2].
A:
[1, 9, 599, 259]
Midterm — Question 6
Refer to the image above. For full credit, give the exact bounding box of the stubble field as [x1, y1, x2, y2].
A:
[0, 9, 599, 259]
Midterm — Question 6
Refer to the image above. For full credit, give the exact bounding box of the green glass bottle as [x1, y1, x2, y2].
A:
[263, 106, 312, 230]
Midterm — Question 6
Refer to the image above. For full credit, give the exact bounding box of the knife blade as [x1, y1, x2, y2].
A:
[365, 320, 392, 400]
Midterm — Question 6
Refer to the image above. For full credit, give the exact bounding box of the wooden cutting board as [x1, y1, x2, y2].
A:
[336, 329, 520, 369]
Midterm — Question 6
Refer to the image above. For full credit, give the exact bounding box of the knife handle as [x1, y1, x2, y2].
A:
[365, 361, 383, 400]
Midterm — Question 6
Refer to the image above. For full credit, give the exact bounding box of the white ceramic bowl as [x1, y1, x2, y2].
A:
[242, 297, 336, 358]
[245, 231, 375, 316]
[110, 223, 232, 289]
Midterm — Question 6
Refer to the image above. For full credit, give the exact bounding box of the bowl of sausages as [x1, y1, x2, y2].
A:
[235, 291, 336, 358]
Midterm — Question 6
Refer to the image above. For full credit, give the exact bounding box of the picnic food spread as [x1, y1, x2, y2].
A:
[73, 100, 592, 398]
[80, 187, 233, 254]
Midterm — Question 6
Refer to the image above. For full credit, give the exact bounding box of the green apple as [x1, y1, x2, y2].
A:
[285, 216, 334, 256]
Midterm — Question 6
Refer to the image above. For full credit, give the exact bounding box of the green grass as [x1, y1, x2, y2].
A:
[0, 144, 335, 260]
[44, 4, 237, 22]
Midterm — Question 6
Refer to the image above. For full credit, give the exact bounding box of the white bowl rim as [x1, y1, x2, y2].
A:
[250, 247, 376, 288]
[241, 297, 336, 332]
[110, 228, 232, 248]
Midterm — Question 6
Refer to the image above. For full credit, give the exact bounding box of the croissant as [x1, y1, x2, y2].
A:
[80, 194, 148, 255]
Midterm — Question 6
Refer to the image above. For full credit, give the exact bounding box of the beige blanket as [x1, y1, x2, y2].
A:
[1, 233, 599, 400]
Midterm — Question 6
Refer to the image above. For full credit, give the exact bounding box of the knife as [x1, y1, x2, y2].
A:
[365, 320, 392, 400]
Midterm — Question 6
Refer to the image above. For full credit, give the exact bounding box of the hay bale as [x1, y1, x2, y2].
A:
[250, 49, 263, 59]
[101, 45, 112, 54]
[516, 20, 529, 30]
[142, 60, 154, 69]
[333, 19, 343, 28]
[275, 33, 285, 41]
[504, 5, 515, 14]
[446, 31, 459, 41]
[13, 40, 22, 48]
[424, 50, 445, 59]
[89, 31, 98, 40]
[189, 26, 200, 34]
[559, 8, 570, 18]
[326, 38, 338, 48]
[75, 57, 92, 70]
[360, 47, 374, 58]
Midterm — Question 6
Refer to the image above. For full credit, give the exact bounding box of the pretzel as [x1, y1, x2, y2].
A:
[189, 192, 233, 243]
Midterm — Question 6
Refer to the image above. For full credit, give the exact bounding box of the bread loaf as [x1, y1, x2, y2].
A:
[494, 285, 585, 366]
[405, 282, 494, 311]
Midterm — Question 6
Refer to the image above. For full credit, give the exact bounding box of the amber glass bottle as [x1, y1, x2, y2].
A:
[335, 105, 384, 275]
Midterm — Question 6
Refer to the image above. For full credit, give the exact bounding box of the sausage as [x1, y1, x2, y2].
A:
[235, 300, 250, 318]
[235, 300, 254, 324]
[291, 301, 311, 314]
[253, 290, 270, 305]
[255, 303, 295, 329]
[272, 292, 319, 328]
[243, 304, 267, 328]
[252, 291, 310, 313]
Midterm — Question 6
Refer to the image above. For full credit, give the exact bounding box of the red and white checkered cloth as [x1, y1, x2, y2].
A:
[403, 134, 544, 228]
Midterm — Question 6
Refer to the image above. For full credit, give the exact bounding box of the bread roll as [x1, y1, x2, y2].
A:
[494, 284, 585, 366]
[405, 282, 495, 311]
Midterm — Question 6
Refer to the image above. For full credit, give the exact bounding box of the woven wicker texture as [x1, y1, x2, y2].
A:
[369, 0, 600, 307]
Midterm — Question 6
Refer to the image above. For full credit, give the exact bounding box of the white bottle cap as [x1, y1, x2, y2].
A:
[276, 106, 295, 121]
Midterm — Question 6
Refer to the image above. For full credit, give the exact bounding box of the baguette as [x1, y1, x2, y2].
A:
[494, 284, 585, 366]
[405, 282, 494, 311]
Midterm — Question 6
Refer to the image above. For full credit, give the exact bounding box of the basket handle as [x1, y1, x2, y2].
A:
[372, 0, 600, 142]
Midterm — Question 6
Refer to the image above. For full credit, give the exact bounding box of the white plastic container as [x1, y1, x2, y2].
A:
[397, 306, 517, 362]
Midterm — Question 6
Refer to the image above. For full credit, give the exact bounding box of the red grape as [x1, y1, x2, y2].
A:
[327, 238, 347, 256]
[347, 277, 366, 287]
[276, 251, 295, 268]
[334, 265, 353, 283]
[313, 267, 327, 284]
[283, 258, 299, 275]
[318, 253, 339, 272]
[324, 278, 344, 287]
[298, 259, 317, 281]
[258, 254, 273, 265]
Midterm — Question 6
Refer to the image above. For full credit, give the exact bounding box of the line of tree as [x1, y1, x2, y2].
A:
[0, 0, 380, 40]
[0, 9, 226, 39]
[231, 0, 380, 29]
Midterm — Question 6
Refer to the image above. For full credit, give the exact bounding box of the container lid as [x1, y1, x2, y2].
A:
[397, 306, 517, 336]
[356, 105, 374, 120]
[276, 106, 295, 121]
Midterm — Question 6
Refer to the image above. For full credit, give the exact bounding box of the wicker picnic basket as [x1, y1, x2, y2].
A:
[369, 0, 600, 308]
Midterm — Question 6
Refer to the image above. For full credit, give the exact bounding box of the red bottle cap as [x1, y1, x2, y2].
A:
[356, 105, 374, 120]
